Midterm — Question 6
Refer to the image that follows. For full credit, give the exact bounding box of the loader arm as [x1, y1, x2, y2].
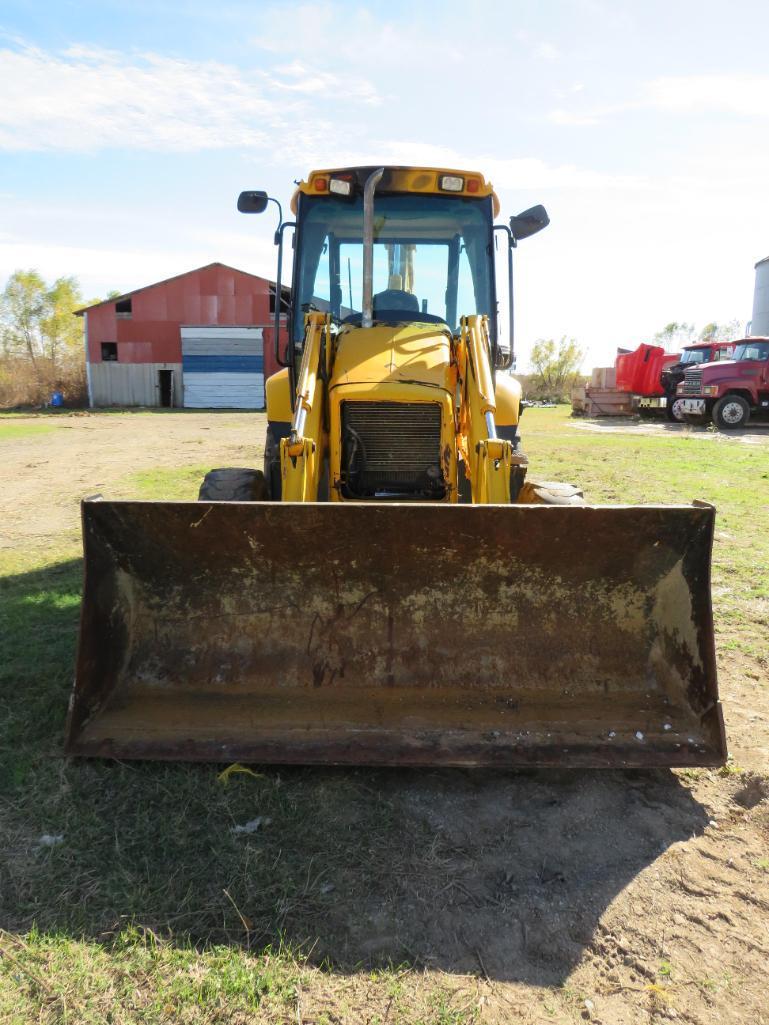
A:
[280, 311, 330, 501]
[456, 314, 513, 503]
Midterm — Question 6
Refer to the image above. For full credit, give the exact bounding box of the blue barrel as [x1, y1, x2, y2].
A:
[51, 390, 63, 407]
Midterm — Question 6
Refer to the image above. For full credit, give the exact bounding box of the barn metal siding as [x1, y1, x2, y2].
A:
[90, 363, 183, 407]
[80, 264, 287, 407]
[181, 327, 264, 409]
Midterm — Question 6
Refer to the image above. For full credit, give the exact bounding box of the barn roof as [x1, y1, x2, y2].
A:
[74, 262, 286, 316]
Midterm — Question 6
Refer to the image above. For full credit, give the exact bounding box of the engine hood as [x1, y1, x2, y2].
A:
[698, 358, 741, 382]
[331, 321, 455, 395]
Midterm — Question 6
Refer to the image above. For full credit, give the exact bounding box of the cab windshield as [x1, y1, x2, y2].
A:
[733, 341, 769, 361]
[293, 193, 495, 343]
[681, 349, 707, 364]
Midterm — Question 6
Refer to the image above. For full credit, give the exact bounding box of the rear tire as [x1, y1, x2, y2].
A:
[713, 394, 750, 430]
[517, 480, 585, 506]
[198, 468, 267, 501]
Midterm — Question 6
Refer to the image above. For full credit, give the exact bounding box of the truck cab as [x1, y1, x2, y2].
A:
[677, 336, 769, 428]
[661, 340, 734, 422]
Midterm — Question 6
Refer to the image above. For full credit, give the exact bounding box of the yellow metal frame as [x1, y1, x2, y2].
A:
[279, 312, 330, 501]
[456, 315, 513, 504]
[291, 166, 500, 216]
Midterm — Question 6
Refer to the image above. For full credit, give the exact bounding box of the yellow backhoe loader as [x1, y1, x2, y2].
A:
[66, 166, 726, 768]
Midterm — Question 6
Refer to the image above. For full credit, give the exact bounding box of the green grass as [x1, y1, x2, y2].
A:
[0, 928, 301, 1024]
[127, 466, 213, 500]
[0, 422, 57, 440]
[0, 405, 766, 1023]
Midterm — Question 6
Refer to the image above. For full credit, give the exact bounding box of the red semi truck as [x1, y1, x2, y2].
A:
[660, 340, 735, 422]
[677, 336, 769, 428]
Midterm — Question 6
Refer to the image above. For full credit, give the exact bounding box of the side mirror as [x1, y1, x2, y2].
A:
[495, 346, 513, 370]
[510, 204, 549, 242]
[237, 190, 269, 214]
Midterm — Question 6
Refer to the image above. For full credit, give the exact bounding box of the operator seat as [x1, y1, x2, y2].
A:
[373, 289, 420, 315]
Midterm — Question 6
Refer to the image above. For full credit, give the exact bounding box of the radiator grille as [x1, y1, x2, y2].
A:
[341, 401, 444, 497]
[682, 369, 703, 395]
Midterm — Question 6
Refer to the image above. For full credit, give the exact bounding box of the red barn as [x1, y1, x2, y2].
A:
[77, 263, 287, 408]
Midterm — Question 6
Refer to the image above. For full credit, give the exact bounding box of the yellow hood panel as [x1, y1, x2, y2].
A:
[331, 322, 455, 394]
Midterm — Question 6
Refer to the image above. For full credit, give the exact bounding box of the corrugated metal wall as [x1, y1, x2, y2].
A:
[181, 327, 264, 408]
[83, 264, 284, 382]
[90, 363, 182, 407]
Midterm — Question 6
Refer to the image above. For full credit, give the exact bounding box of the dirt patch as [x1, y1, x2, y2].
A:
[0, 410, 266, 550]
[570, 415, 769, 445]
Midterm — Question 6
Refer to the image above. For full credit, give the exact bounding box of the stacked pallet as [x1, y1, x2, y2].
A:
[572, 367, 638, 417]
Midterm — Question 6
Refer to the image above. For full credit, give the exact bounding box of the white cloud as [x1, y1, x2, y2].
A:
[549, 73, 769, 126]
[643, 74, 769, 118]
[547, 108, 603, 127]
[0, 233, 278, 299]
[252, 3, 464, 65]
[534, 42, 559, 62]
[0, 41, 380, 152]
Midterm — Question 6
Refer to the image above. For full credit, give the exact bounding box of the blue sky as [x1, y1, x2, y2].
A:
[2, 0, 769, 368]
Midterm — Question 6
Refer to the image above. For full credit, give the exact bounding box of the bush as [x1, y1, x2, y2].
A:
[0, 356, 88, 409]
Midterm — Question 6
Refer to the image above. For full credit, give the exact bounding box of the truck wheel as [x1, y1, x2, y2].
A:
[666, 397, 686, 423]
[198, 468, 267, 501]
[713, 395, 750, 430]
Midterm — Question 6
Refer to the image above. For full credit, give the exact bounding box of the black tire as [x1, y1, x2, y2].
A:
[666, 397, 686, 423]
[713, 394, 750, 430]
[264, 423, 284, 500]
[518, 480, 585, 506]
[198, 468, 267, 501]
[457, 459, 472, 503]
[457, 454, 527, 503]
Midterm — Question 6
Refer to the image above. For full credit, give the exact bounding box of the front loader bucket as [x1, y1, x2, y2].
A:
[66, 500, 726, 768]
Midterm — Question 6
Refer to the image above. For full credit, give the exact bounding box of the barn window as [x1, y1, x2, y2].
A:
[101, 342, 118, 361]
[115, 297, 132, 318]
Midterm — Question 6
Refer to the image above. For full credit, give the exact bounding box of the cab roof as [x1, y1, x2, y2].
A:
[291, 166, 500, 217]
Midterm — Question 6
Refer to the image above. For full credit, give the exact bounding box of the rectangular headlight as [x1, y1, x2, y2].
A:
[702, 386, 719, 396]
[439, 175, 464, 192]
[329, 178, 352, 196]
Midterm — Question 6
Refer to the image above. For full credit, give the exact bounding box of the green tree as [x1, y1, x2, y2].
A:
[699, 319, 741, 342]
[0, 270, 48, 369]
[529, 337, 585, 399]
[653, 322, 696, 350]
[0, 270, 84, 372]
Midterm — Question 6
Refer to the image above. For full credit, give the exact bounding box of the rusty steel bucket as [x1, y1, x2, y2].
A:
[65, 500, 726, 768]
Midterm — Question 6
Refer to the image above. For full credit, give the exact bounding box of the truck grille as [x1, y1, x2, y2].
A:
[341, 401, 444, 498]
[682, 369, 703, 395]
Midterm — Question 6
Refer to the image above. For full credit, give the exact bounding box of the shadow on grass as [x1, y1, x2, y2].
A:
[0, 559, 710, 985]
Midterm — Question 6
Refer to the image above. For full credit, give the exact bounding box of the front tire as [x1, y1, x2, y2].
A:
[666, 397, 686, 423]
[264, 423, 284, 500]
[198, 468, 267, 501]
[713, 394, 750, 430]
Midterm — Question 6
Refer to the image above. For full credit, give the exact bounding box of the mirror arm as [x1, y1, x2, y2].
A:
[266, 197, 283, 244]
[274, 220, 295, 371]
